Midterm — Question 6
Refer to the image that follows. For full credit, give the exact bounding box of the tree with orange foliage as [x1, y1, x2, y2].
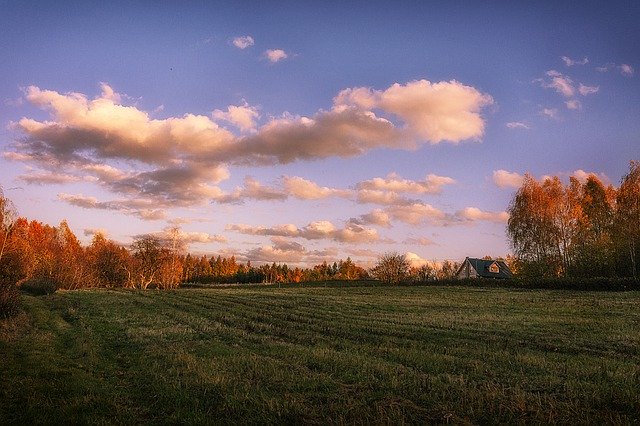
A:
[87, 232, 131, 287]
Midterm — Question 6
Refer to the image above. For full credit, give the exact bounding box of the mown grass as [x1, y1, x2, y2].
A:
[1, 285, 639, 424]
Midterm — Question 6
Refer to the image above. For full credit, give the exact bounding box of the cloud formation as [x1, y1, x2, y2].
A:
[232, 35, 254, 49]
[84, 228, 107, 237]
[18, 170, 82, 185]
[456, 207, 509, 223]
[404, 237, 435, 246]
[212, 102, 260, 132]
[6, 81, 492, 219]
[571, 169, 609, 184]
[536, 69, 600, 112]
[349, 209, 392, 228]
[227, 220, 380, 244]
[58, 193, 167, 220]
[385, 202, 447, 225]
[561, 56, 588, 67]
[620, 64, 634, 76]
[597, 63, 634, 76]
[565, 99, 581, 110]
[158, 228, 227, 245]
[265, 49, 288, 63]
[541, 107, 560, 120]
[355, 172, 455, 194]
[505, 121, 530, 130]
[539, 70, 575, 97]
[335, 79, 493, 143]
[242, 238, 344, 265]
[217, 176, 288, 204]
[283, 176, 350, 200]
[578, 84, 599, 96]
[493, 170, 524, 189]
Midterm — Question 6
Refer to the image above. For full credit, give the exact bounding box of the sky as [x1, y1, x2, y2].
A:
[0, 1, 638, 267]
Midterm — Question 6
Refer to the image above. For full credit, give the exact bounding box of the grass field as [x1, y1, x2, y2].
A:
[1, 285, 639, 424]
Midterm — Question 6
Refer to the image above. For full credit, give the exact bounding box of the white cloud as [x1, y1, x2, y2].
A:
[578, 84, 599, 96]
[217, 176, 287, 204]
[243, 238, 343, 265]
[226, 223, 299, 238]
[492, 170, 524, 189]
[84, 228, 107, 237]
[561, 56, 588, 67]
[246, 238, 306, 263]
[354, 189, 415, 206]
[335, 79, 493, 143]
[541, 107, 560, 120]
[456, 207, 509, 223]
[540, 70, 575, 97]
[619, 64, 634, 76]
[565, 99, 581, 110]
[18, 171, 82, 185]
[58, 193, 167, 221]
[14, 81, 492, 170]
[355, 172, 455, 194]
[159, 228, 227, 245]
[99, 82, 122, 102]
[221, 108, 402, 164]
[405, 252, 436, 268]
[16, 84, 235, 166]
[2, 152, 34, 162]
[265, 49, 288, 63]
[227, 220, 379, 244]
[596, 63, 634, 76]
[283, 176, 349, 200]
[232, 35, 254, 49]
[212, 102, 260, 132]
[386, 202, 447, 225]
[8, 81, 493, 216]
[404, 237, 435, 246]
[571, 169, 609, 184]
[505, 121, 530, 130]
[349, 209, 392, 228]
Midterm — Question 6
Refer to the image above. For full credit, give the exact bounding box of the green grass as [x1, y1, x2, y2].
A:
[1, 285, 639, 424]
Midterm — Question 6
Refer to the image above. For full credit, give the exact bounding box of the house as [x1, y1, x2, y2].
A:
[456, 257, 513, 279]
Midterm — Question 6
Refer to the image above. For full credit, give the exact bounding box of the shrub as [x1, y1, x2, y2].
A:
[0, 282, 20, 319]
[19, 277, 59, 295]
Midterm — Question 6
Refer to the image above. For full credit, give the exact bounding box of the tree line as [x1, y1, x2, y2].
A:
[507, 161, 640, 278]
[0, 186, 461, 291]
[0, 218, 368, 290]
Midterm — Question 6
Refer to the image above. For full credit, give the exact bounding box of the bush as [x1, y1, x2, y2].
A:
[0, 282, 20, 319]
[19, 277, 59, 295]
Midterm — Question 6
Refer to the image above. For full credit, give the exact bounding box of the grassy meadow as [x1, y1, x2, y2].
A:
[1, 284, 639, 424]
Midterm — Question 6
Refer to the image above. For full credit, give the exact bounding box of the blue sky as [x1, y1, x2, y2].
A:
[1, 1, 638, 266]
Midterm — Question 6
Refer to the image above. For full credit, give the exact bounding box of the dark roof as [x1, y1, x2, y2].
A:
[461, 257, 513, 279]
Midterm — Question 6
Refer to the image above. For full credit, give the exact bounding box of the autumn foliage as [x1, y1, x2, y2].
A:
[508, 161, 640, 278]
[0, 185, 372, 290]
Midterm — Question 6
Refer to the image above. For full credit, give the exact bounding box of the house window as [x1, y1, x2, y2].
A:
[489, 263, 499, 274]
